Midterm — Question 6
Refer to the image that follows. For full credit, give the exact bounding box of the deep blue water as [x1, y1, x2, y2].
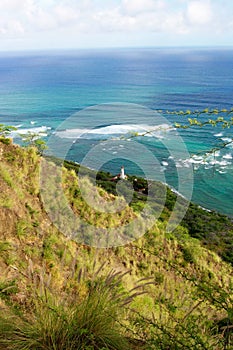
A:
[0, 48, 233, 216]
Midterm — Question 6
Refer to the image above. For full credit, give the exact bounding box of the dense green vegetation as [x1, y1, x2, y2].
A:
[63, 159, 233, 266]
[1, 137, 233, 349]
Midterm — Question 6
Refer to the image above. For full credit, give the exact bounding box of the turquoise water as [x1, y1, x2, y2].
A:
[0, 48, 233, 216]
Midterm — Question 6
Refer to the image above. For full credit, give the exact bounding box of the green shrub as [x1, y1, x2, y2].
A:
[4, 152, 16, 162]
[154, 272, 164, 285]
[182, 246, 195, 264]
[0, 137, 12, 145]
[0, 165, 14, 188]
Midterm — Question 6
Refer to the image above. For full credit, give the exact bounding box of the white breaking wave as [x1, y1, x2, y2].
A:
[11, 125, 51, 138]
[209, 159, 230, 166]
[54, 124, 173, 139]
[223, 153, 233, 159]
[213, 151, 221, 157]
[161, 161, 169, 166]
[221, 137, 232, 143]
[176, 151, 233, 172]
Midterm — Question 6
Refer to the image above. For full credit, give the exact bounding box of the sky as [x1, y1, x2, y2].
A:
[0, 0, 233, 51]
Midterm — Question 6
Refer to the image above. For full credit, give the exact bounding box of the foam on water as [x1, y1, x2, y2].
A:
[54, 124, 173, 140]
[223, 153, 232, 159]
[161, 161, 169, 166]
[11, 125, 51, 138]
[221, 137, 232, 143]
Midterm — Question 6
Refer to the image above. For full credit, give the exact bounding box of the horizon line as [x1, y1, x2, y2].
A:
[0, 45, 233, 55]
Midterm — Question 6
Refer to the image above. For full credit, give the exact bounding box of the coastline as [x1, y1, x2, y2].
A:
[62, 158, 232, 221]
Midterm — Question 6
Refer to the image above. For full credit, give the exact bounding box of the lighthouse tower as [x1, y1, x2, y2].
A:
[111, 166, 127, 181]
[119, 166, 127, 180]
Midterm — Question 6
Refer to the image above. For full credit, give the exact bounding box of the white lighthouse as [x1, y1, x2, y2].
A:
[119, 166, 127, 180]
[111, 166, 127, 181]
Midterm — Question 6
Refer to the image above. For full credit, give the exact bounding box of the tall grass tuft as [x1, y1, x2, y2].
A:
[0, 269, 136, 350]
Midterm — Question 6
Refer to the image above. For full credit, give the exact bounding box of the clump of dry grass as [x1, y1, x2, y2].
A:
[0, 265, 147, 350]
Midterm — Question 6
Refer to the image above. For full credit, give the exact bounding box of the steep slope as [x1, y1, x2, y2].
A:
[1, 139, 233, 349]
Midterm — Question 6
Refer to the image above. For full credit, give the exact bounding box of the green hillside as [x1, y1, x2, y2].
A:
[1, 139, 233, 349]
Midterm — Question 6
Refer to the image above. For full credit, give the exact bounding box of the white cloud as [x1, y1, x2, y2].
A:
[8, 20, 25, 34]
[24, 1, 81, 31]
[94, 9, 136, 32]
[54, 5, 79, 25]
[0, 0, 224, 35]
[0, 0, 231, 49]
[26, 6, 57, 31]
[121, 0, 165, 15]
[162, 11, 188, 34]
[0, 0, 30, 12]
[186, 1, 213, 25]
[0, 20, 25, 38]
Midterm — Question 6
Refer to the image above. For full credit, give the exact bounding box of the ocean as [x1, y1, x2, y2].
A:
[0, 47, 233, 216]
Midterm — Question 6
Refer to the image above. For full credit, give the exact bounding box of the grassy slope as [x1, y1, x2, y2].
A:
[1, 140, 233, 349]
[64, 158, 233, 265]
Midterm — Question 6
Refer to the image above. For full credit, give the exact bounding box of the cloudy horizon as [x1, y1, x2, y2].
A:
[0, 0, 233, 51]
